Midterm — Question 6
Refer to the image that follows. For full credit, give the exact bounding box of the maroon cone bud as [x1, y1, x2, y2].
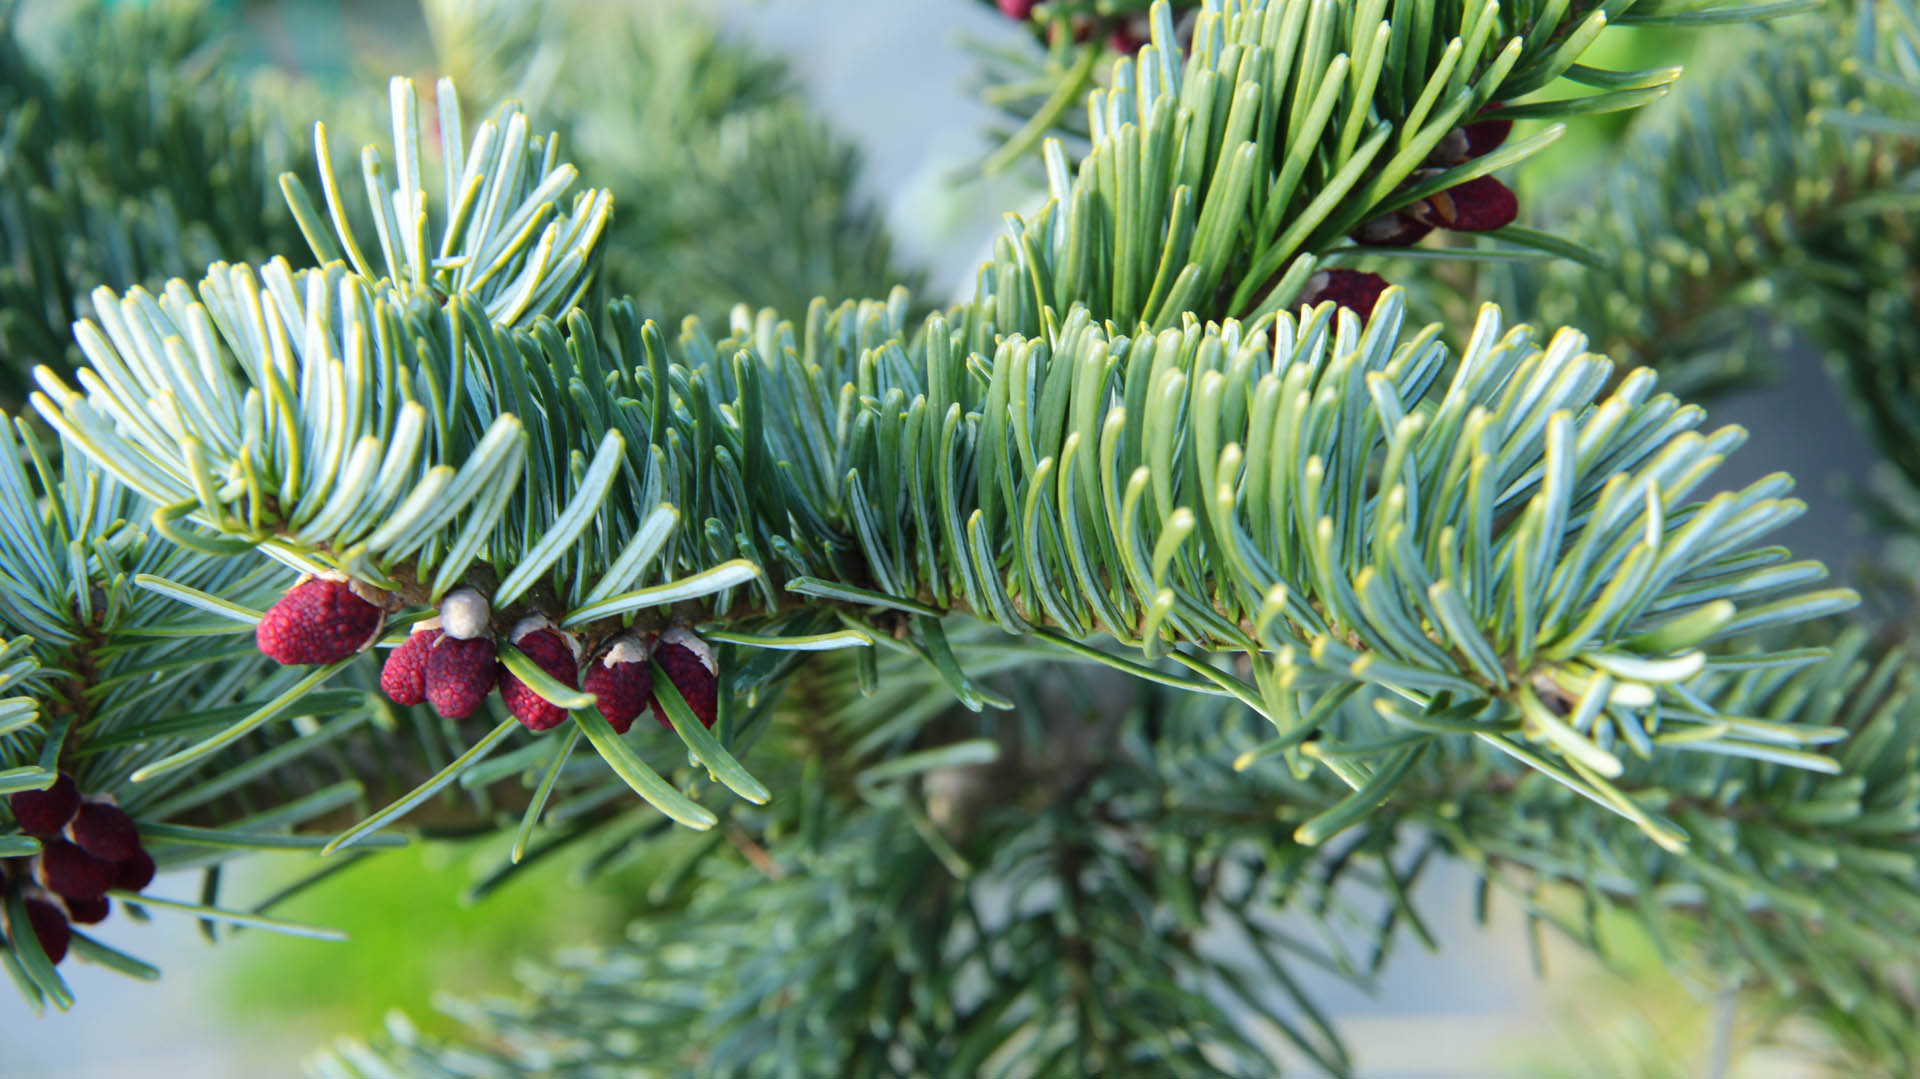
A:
[255, 577, 385, 666]
[9, 772, 79, 836]
[1299, 269, 1389, 324]
[650, 628, 718, 731]
[1462, 105, 1511, 159]
[583, 636, 653, 735]
[997, 0, 1036, 18]
[14, 898, 70, 965]
[115, 848, 157, 893]
[426, 635, 498, 719]
[500, 620, 580, 733]
[1350, 210, 1435, 247]
[1423, 174, 1517, 232]
[63, 895, 110, 926]
[381, 626, 442, 706]
[37, 839, 115, 900]
[67, 799, 140, 862]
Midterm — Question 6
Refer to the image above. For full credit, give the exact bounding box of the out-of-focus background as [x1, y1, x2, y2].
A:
[1, 0, 1876, 1075]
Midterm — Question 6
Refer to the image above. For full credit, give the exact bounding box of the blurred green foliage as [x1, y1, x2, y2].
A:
[1510, 26, 1704, 196]
[218, 837, 681, 1040]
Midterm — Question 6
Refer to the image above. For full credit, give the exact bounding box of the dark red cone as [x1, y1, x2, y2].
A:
[9, 773, 79, 836]
[425, 636, 498, 719]
[256, 578, 385, 666]
[115, 849, 157, 893]
[1462, 106, 1511, 159]
[381, 627, 442, 706]
[500, 622, 579, 733]
[583, 636, 652, 735]
[1299, 269, 1389, 324]
[649, 629, 718, 731]
[1424, 174, 1517, 232]
[15, 898, 70, 965]
[37, 839, 116, 900]
[63, 895, 110, 926]
[67, 799, 140, 862]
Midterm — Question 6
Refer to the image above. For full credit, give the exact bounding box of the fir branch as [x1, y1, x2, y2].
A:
[314, 622, 1919, 1075]
[309, 655, 1383, 1078]
[965, 0, 1823, 340]
[0, 410, 403, 1007]
[1420, 626, 1920, 1066]
[32, 227, 1856, 847]
[1797, 1, 1920, 498]
[968, 0, 1815, 181]
[3, 0, 1901, 1036]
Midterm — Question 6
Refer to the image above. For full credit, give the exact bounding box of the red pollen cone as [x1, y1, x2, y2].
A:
[426, 636, 499, 719]
[68, 799, 140, 861]
[255, 578, 384, 666]
[9, 773, 79, 836]
[1298, 269, 1389, 324]
[501, 628, 580, 733]
[381, 627, 442, 706]
[15, 898, 70, 965]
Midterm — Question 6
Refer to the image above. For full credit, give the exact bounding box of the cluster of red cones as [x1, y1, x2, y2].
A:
[373, 591, 718, 735]
[255, 577, 719, 736]
[4, 774, 155, 966]
[1299, 108, 1520, 324]
[1350, 110, 1517, 246]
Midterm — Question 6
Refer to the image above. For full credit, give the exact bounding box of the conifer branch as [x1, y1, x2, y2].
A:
[969, 0, 1816, 189]
[26, 6, 1856, 860]
[314, 621, 1920, 1076]
[3, 2, 1906, 1042]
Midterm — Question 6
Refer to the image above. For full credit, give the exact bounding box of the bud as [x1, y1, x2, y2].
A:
[255, 576, 386, 666]
[67, 798, 140, 862]
[11, 897, 70, 965]
[649, 628, 718, 730]
[439, 587, 492, 640]
[499, 617, 581, 733]
[380, 624, 443, 706]
[583, 635, 653, 734]
[426, 635, 498, 719]
[63, 895, 110, 926]
[115, 848, 157, 894]
[1298, 269, 1390, 324]
[8, 772, 79, 836]
[37, 839, 115, 900]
